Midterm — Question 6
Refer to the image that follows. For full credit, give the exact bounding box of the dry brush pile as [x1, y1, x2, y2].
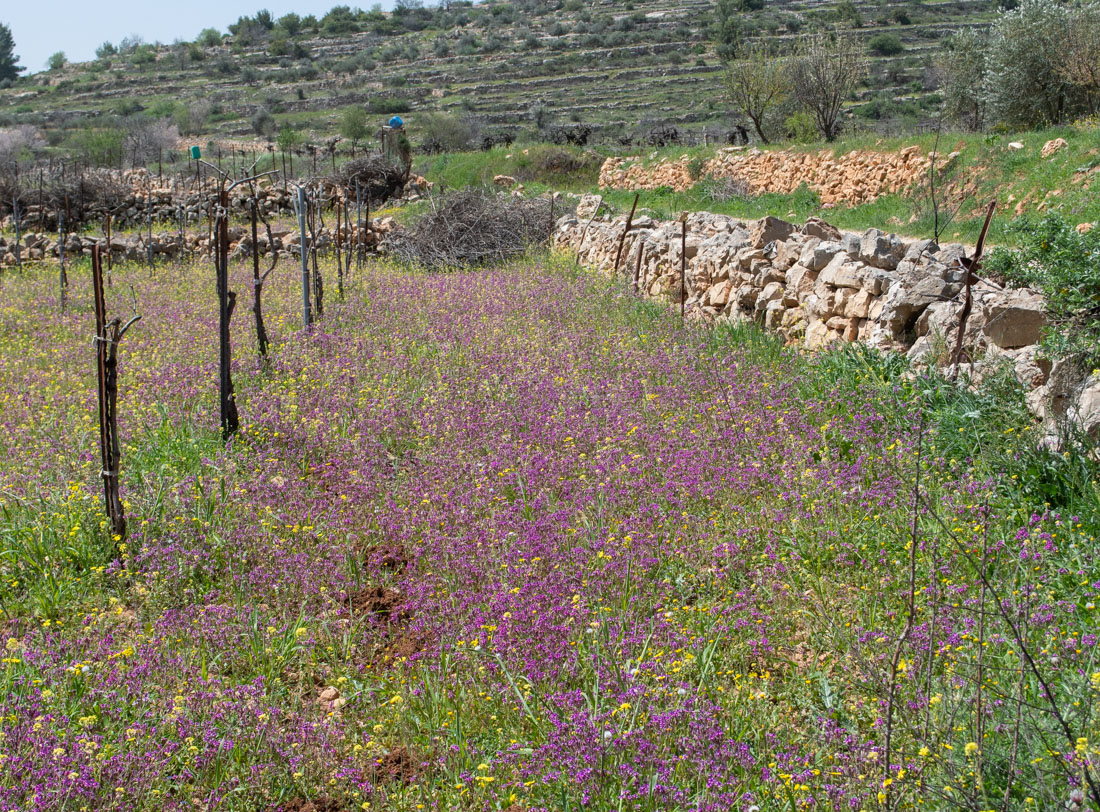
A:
[385, 189, 565, 270]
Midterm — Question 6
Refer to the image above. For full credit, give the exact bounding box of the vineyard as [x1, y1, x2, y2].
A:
[0, 237, 1097, 810]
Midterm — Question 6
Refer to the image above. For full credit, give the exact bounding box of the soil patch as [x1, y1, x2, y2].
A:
[275, 798, 347, 812]
[360, 542, 410, 573]
[349, 586, 408, 621]
[371, 746, 421, 785]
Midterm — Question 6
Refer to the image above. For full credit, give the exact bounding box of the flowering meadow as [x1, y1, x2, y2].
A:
[0, 253, 1097, 811]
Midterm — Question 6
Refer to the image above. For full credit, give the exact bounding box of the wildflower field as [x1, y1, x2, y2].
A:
[0, 253, 1097, 811]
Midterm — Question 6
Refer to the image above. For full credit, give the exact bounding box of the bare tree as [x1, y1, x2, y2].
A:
[723, 42, 789, 144]
[789, 32, 864, 141]
[123, 118, 180, 166]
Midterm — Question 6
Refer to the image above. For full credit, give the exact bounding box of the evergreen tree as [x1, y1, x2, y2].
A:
[0, 23, 24, 82]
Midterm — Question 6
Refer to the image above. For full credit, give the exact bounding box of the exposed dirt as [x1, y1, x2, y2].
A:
[275, 798, 347, 812]
[349, 586, 408, 621]
[359, 542, 410, 573]
[371, 746, 422, 785]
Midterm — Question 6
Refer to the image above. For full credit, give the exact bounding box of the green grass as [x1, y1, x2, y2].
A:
[412, 122, 1100, 247]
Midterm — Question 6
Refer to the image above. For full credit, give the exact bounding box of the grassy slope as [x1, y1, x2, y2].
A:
[415, 123, 1100, 245]
[0, 0, 995, 148]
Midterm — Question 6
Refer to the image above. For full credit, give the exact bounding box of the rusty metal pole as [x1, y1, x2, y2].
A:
[680, 215, 687, 321]
[612, 193, 639, 275]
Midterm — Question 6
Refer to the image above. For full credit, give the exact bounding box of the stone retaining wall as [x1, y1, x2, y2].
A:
[599, 145, 939, 206]
[555, 200, 1099, 438]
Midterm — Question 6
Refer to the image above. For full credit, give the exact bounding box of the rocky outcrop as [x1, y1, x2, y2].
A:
[598, 145, 940, 206]
[555, 202, 1097, 439]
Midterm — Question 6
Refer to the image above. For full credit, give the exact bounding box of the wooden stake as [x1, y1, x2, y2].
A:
[215, 187, 240, 440]
[92, 245, 138, 542]
[295, 186, 312, 330]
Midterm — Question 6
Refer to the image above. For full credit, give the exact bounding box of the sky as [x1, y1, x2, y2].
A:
[5, 0, 397, 76]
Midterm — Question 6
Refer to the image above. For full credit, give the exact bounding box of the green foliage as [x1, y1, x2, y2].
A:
[986, 213, 1100, 367]
[783, 110, 819, 143]
[129, 45, 157, 66]
[338, 106, 369, 151]
[418, 112, 478, 153]
[70, 126, 123, 167]
[867, 33, 904, 56]
[275, 124, 302, 153]
[47, 51, 66, 71]
[368, 97, 410, 115]
[95, 41, 117, 60]
[196, 27, 222, 47]
[251, 107, 277, 138]
[0, 22, 22, 82]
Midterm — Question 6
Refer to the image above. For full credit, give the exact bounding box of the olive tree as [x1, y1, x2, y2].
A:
[982, 0, 1074, 128]
[937, 28, 987, 131]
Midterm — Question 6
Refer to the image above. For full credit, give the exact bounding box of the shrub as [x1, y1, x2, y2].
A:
[250, 107, 277, 138]
[867, 33, 904, 56]
[418, 112, 478, 153]
[783, 110, 819, 142]
[197, 28, 223, 47]
[985, 213, 1100, 367]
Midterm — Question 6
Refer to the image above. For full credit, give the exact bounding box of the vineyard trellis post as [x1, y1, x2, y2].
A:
[91, 245, 139, 543]
[58, 210, 67, 312]
[294, 185, 312, 330]
[11, 193, 21, 273]
[214, 185, 240, 440]
[248, 190, 278, 367]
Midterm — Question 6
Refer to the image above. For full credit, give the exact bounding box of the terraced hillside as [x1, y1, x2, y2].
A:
[0, 0, 997, 153]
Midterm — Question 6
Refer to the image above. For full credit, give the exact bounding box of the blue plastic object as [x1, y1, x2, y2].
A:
[388, 116, 404, 129]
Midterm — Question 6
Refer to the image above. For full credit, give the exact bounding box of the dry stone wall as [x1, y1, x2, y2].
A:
[555, 200, 1099, 439]
[599, 145, 939, 206]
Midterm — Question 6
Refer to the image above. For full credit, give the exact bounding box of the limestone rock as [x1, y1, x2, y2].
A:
[749, 216, 796, 249]
[859, 228, 905, 270]
[982, 289, 1046, 349]
[1040, 138, 1067, 158]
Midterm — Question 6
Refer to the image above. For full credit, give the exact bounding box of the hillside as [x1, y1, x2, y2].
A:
[0, 0, 996, 154]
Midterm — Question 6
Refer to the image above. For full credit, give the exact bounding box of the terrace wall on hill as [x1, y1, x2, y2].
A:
[599, 145, 940, 206]
[554, 203, 1099, 439]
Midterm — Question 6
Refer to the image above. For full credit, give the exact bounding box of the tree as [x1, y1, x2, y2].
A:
[48, 51, 66, 71]
[197, 28, 223, 47]
[338, 106, 369, 156]
[276, 125, 302, 155]
[789, 32, 864, 141]
[867, 33, 904, 56]
[724, 42, 789, 144]
[937, 29, 987, 131]
[983, 0, 1074, 128]
[713, 0, 745, 59]
[96, 41, 117, 59]
[1058, 3, 1100, 114]
[0, 23, 22, 82]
